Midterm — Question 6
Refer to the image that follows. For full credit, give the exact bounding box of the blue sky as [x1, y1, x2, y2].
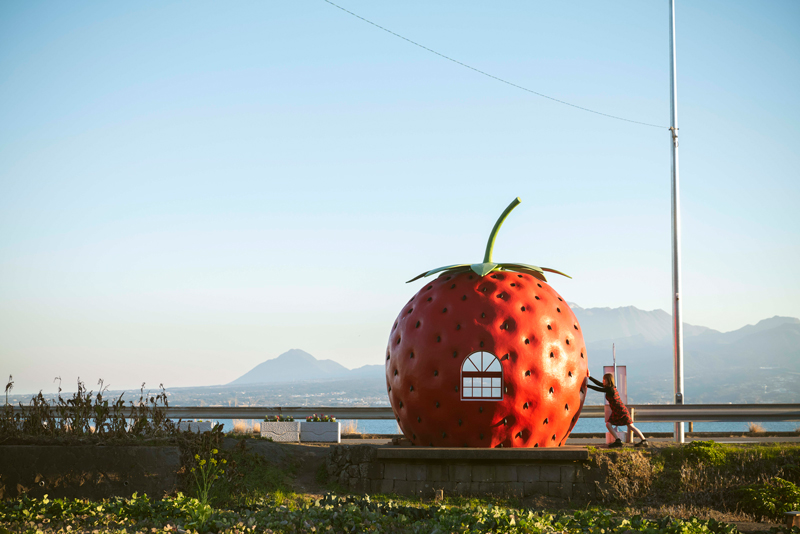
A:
[1, 1, 798, 394]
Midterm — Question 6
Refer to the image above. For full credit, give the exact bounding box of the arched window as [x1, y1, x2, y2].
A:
[461, 351, 503, 400]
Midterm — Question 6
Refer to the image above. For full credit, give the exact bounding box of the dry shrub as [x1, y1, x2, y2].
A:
[747, 422, 766, 434]
[232, 420, 250, 434]
[591, 449, 656, 503]
[340, 420, 358, 435]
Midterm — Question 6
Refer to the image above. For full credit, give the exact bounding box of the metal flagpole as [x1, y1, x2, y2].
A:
[669, 0, 685, 444]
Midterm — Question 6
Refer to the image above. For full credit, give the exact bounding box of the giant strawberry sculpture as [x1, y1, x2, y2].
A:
[386, 198, 588, 448]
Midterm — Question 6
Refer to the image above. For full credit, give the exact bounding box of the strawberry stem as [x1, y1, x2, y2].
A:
[483, 197, 521, 263]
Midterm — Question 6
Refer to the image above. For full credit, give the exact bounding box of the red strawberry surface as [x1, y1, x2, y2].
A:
[385, 198, 588, 448]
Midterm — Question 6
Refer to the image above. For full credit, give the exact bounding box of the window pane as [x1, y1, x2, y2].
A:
[492, 388, 501, 398]
[492, 377, 501, 387]
[463, 387, 472, 398]
[486, 359, 501, 372]
[482, 377, 492, 387]
[482, 388, 492, 397]
[463, 377, 472, 387]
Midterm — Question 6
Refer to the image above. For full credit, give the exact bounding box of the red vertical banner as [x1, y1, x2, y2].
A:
[603, 365, 627, 444]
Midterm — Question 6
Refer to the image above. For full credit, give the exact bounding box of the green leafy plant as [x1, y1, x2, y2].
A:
[738, 477, 800, 521]
[190, 448, 227, 505]
[683, 440, 729, 466]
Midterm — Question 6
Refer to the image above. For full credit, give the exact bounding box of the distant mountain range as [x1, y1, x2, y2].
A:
[228, 349, 383, 386]
[227, 307, 800, 403]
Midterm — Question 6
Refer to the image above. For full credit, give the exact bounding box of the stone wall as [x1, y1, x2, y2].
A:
[0, 445, 181, 500]
[326, 445, 602, 500]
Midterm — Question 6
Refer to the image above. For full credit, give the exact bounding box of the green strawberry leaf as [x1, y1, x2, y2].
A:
[542, 266, 572, 278]
[470, 262, 498, 277]
[406, 264, 470, 283]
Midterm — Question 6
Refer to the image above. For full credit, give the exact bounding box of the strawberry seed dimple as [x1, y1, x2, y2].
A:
[399, 401, 403, 408]
[524, 339, 530, 345]
[418, 416, 421, 423]
[452, 351, 458, 358]
[451, 284, 456, 289]
[480, 341, 484, 347]
[397, 337, 402, 344]
[479, 406, 483, 413]
[549, 387, 554, 394]
[538, 283, 542, 288]
[510, 283, 516, 287]
[521, 306, 526, 311]
[410, 352, 414, 359]
[557, 308, 561, 313]
[461, 295, 467, 301]
[415, 321, 420, 328]
[574, 324, 579, 330]
[480, 433, 484, 439]
[435, 402, 440, 408]
[427, 297, 432, 302]
[456, 324, 461, 330]
[568, 371, 573, 377]
[547, 325, 552, 330]
[525, 370, 531, 376]
[410, 386, 414, 392]
[544, 418, 548, 425]
[442, 307, 447, 313]
[565, 404, 569, 411]
[523, 402, 529, 409]
[558, 297, 563, 301]
[481, 313, 486, 318]
[454, 386, 459, 392]
[436, 336, 441, 342]
[408, 308, 413, 314]
[394, 370, 398, 376]
[550, 352, 554, 358]
[458, 419, 463, 426]
[434, 370, 438, 376]
[581, 352, 584, 359]
[535, 296, 540, 300]
[566, 339, 570, 345]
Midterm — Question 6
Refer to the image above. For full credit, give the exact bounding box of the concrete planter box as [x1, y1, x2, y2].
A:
[261, 421, 300, 442]
[177, 420, 213, 433]
[301, 421, 341, 443]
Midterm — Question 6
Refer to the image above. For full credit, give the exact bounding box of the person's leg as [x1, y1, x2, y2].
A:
[628, 424, 646, 441]
[606, 422, 621, 441]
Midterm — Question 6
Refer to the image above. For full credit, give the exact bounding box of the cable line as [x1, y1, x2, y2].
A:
[322, 0, 667, 129]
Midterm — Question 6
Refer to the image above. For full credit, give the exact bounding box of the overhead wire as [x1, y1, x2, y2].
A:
[322, 0, 667, 129]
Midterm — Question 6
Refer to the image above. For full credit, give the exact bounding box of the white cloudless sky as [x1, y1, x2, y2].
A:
[1, 1, 798, 394]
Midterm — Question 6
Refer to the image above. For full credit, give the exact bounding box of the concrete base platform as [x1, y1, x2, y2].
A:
[377, 446, 588, 461]
[326, 443, 598, 500]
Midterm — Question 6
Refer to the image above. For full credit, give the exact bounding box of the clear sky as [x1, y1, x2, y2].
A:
[1, 1, 798, 395]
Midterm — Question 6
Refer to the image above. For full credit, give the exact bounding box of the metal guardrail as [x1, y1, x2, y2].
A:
[9, 404, 800, 422]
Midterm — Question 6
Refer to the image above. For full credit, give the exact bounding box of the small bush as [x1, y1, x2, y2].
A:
[737, 477, 800, 521]
[748, 422, 766, 434]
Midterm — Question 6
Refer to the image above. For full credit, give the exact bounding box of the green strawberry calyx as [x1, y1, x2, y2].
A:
[407, 197, 571, 283]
